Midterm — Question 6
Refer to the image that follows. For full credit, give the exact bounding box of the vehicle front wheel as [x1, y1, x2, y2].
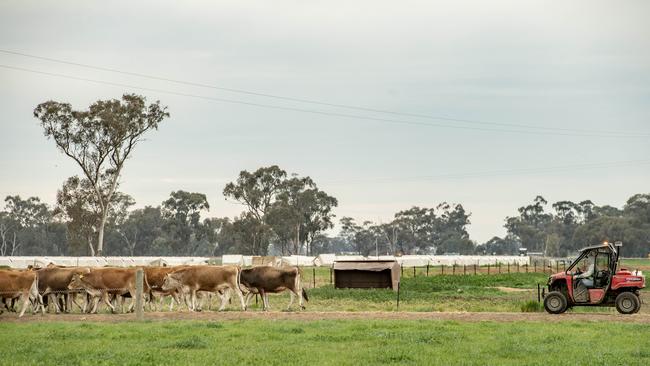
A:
[615, 292, 640, 314]
[544, 291, 568, 314]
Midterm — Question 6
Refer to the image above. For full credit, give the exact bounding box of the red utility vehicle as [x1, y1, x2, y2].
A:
[544, 242, 645, 314]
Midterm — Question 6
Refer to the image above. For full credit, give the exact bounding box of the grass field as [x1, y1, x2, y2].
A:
[235, 272, 645, 314]
[1, 319, 649, 365]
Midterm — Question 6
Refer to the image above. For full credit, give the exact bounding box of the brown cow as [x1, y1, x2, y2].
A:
[37, 267, 91, 313]
[144, 266, 186, 311]
[240, 266, 308, 311]
[161, 265, 246, 311]
[68, 267, 150, 314]
[0, 269, 45, 317]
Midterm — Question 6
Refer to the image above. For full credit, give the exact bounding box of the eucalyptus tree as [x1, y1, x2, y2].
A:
[34, 94, 168, 255]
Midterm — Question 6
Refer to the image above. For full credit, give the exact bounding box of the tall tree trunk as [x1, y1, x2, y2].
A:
[96, 208, 109, 256]
[10, 232, 18, 256]
[88, 234, 95, 256]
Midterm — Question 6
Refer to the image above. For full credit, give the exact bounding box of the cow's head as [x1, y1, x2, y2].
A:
[68, 273, 87, 290]
[161, 273, 181, 291]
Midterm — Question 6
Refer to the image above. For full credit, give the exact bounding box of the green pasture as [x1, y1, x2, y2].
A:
[1, 319, 649, 365]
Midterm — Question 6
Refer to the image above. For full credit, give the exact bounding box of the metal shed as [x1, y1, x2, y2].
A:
[333, 260, 401, 291]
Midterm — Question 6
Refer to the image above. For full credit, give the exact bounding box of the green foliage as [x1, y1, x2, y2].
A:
[223, 165, 338, 255]
[499, 194, 650, 257]
[33, 94, 169, 255]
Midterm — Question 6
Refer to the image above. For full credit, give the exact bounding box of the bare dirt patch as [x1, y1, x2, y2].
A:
[3, 311, 650, 324]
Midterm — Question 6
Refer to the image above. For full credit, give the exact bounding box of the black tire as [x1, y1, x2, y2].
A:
[544, 291, 568, 314]
[615, 292, 640, 315]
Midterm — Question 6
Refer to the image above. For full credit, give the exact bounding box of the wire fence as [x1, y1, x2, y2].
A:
[1, 261, 571, 317]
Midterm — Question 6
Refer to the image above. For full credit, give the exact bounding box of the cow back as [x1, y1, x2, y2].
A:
[241, 266, 298, 292]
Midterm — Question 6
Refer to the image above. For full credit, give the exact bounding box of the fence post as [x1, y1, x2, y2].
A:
[525, 264, 528, 273]
[453, 263, 456, 275]
[441, 264, 444, 275]
[474, 264, 477, 275]
[534, 261, 537, 273]
[508, 262, 510, 273]
[463, 264, 466, 275]
[537, 283, 541, 303]
[517, 262, 520, 273]
[487, 264, 490, 275]
[413, 266, 416, 278]
[313, 267, 316, 288]
[426, 264, 429, 277]
[498, 262, 501, 274]
[401, 265, 404, 277]
[396, 282, 401, 311]
[135, 269, 144, 321]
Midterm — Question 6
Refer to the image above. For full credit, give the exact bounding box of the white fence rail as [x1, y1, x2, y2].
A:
[0, 255, 531, 269]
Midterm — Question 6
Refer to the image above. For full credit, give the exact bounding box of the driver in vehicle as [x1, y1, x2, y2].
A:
[574, 252, 596, 288]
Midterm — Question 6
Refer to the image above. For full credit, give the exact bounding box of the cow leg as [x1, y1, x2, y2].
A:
[71, 293, 84, 312]
[170, 292, 180, 312]
[190, 290, 197, 312]
[216, 290, 228, 311]
[264, 293, 270, 311]
[48, 293, 61, 313]
[32, 293, 45, 315]
[287, 290, 295, 310]
[64, 293, 72, 313]
[18, 292, 31, 318]
[244, 292, 254, 308]
[90, 295, 100, 314]
[231, 284, 247, 311]
[57, 295, 65, 313]
[295, 272, 305, 310]
[103, 293, 116, 314]
[259, 289, 268, 311]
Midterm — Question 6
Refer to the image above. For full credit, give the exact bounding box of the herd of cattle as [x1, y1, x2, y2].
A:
[0, 264, 309, 317]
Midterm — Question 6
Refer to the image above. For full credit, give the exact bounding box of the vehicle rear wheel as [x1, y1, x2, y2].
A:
[615, 292, 640, 314]
[544, 291, 568, 314]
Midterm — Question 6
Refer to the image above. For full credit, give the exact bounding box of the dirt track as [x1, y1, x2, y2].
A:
[2, 311, 650, 324]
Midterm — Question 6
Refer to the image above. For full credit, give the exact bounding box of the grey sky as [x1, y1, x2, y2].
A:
[1, 0, 649, 243]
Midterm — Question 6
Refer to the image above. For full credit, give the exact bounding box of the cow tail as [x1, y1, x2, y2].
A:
[236, 265, 242, 291]
[294, 267, 308, 302]
[143, 272, 152, 302]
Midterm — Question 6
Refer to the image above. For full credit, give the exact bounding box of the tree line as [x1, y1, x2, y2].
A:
[1, 183, 648, 257]
[2, 94, 647, 258]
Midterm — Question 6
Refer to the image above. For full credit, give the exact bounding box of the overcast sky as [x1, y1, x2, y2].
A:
[1, 1, 649, 243]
